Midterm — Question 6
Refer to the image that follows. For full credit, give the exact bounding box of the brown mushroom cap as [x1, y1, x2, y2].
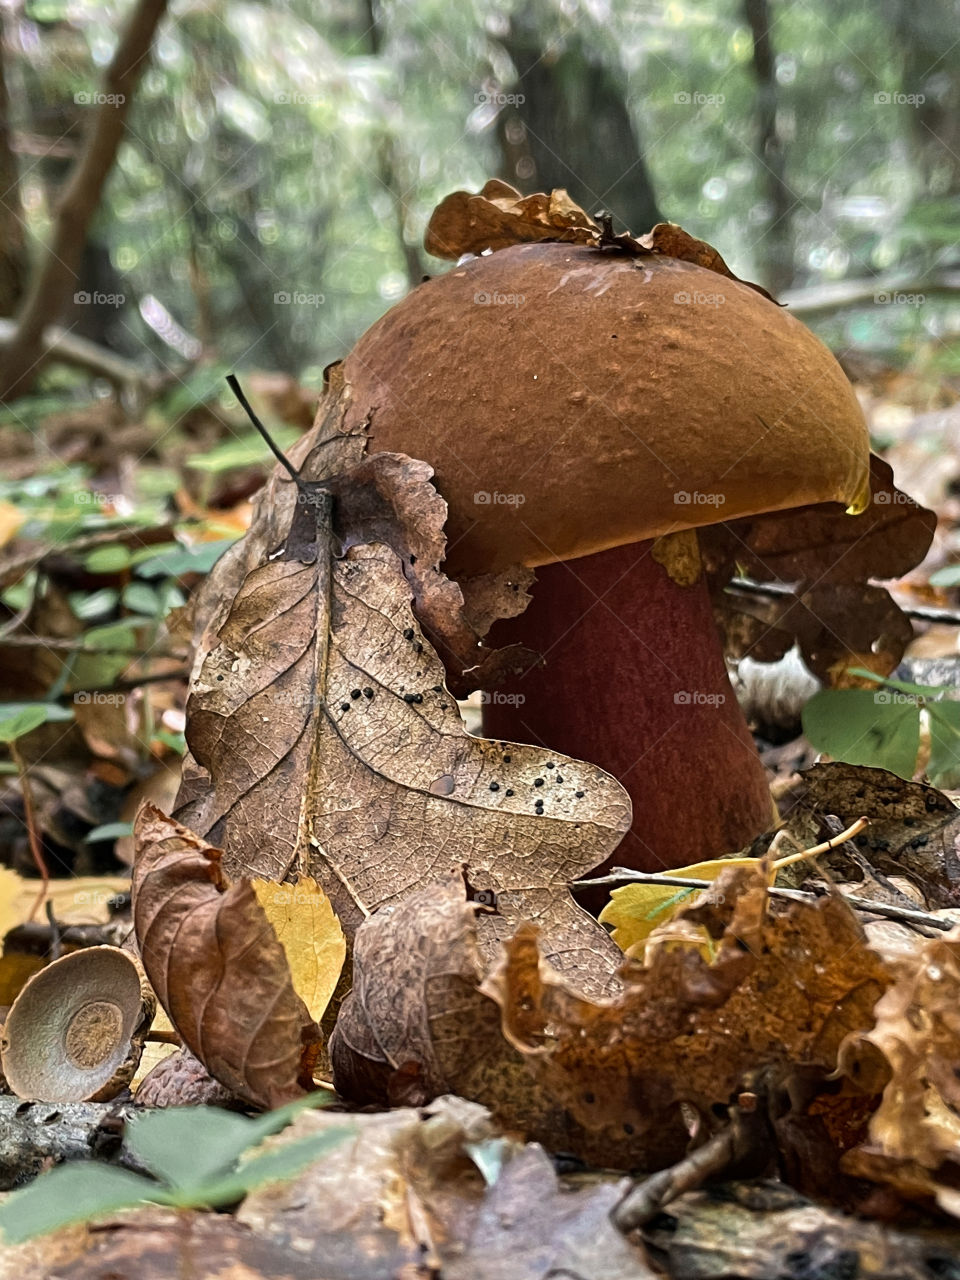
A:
[0, 946, 155, 1102]
[344, 242, 870, 576]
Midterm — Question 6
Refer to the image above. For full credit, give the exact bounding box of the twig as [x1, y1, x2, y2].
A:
[146, 1029, 181, 1046]
[574, 868, 956, 932]
[770, 816, 869, 868]
[226, 373, 309, 494]
[9, 739, 48, 921]
[613, 1128, 737, 1231]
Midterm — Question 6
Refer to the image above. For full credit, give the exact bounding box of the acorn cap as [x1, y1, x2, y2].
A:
[343, 241, 871, 576]
[0, 946, 155, 1103]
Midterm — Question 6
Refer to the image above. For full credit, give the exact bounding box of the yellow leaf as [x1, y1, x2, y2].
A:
[598, 857, 768, 955]
[0, 501, 23, 551]
[252, 876, 346, 1023]
[0, 866, 24, 943]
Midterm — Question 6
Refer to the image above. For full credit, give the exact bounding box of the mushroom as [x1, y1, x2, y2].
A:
[337, 235, 872, 873]
[0, 946, 155, 1102]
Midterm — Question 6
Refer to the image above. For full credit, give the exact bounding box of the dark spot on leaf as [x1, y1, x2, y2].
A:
[490, 782, 500, 792]
[403, 627, 414, 640]
[350, 689, 362, 699]
[534, 778, 544, 787]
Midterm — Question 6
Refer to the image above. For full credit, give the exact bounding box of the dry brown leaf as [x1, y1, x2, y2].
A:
[704, 454, 936, 682]
[424, 179, 601, 259]
[131, 803, 320, 1109]
[175, 387, 628, 992]
[329, 870, 635, 1166]
[482, 863, 891, 1170]
[423, 181, 776, 303]
[842, 927, 960, 1217]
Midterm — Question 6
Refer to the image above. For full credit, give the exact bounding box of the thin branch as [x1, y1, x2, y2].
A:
[0, 0, 168, 399]
[574, 867, 956, 932]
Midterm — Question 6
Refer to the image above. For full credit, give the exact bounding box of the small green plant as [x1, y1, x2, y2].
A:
[0, 1092, 351, 1244]
[802, 667, 960, 788]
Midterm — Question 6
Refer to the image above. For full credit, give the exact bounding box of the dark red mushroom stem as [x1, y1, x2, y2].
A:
[482, 540, 774, 877]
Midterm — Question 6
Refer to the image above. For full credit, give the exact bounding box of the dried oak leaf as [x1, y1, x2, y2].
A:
[174, 428, 627, 994]
[842, 926, 960, 1218]
[424, 179, 601, 259]
[423, 180, 776, 302]
[329, 870, 638, 1167]
[132, 803, 321, 1110]
[704, 455, 936, 681]
[783, 763, 960, 902]
[482, 863, 891, 1171]
[185, 363, 534, 699]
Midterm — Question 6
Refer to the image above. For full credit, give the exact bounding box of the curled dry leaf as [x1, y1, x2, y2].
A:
[329, 870, 633, 1166]
[842, 926, 960, 1218]
[132, 803, 321, 1110]
[783, 763, 960, 903]
[482, 863, 891, 1171]
[424, 178, 602, 259]
[174, 392, 628, 992]
[423, 180, 777, 302]
[705, 456, 936, 683]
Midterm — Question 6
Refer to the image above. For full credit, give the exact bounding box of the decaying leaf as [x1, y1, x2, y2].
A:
[705, 456, 936, 684]
[643, 1181, 960, 1279]
[175, 388, 628, 993]
[483, 863, 891, 1171]
[329, 871, 640, 1164]
[423, 180, 777, 302]
[782, 763, 960, 903]
[842, 926, 960, 1218]
[132, 803, 321, 1109]
[424, 179, 602, 259]
[239, 1095, 655, 1280]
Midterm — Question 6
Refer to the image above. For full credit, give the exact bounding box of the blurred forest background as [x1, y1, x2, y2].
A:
[0, 0, 959, 878]
[2, 0, 959, 399]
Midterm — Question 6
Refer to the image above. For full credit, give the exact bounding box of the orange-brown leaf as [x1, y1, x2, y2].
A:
[132, 802, 320, 1109]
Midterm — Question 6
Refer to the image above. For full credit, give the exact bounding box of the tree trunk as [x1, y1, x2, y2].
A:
[495, 17, 661, 234]
[743, 0, 794, 296]
[0, 14, 27, 318]
[0, 0, 167, 401]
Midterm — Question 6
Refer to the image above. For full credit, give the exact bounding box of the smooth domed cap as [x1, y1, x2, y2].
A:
[343, 241, 871, 576]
